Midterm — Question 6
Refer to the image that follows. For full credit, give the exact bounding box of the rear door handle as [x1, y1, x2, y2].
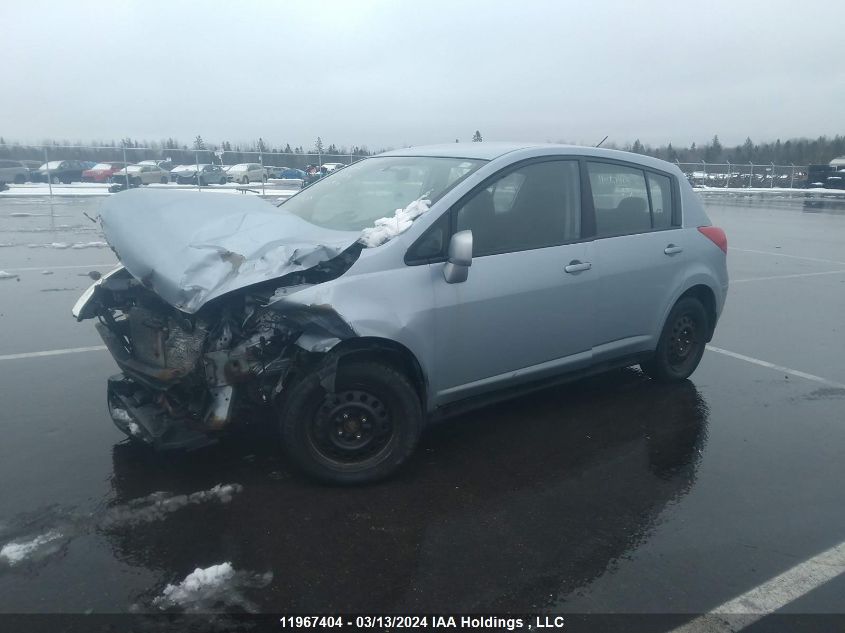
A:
[564, 260, 592, 273]
[664, 244, 683, 255]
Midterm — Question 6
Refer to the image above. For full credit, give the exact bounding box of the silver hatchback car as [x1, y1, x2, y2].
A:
[73, 143, 728, 484]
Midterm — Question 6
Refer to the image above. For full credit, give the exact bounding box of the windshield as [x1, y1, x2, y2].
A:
[279, 156, 486, 231]
[92, 163, 113, 170]
[40, 161, 62, 170]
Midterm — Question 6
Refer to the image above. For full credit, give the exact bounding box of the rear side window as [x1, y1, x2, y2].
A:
[587, 162, 651, 236]
[454, 160, 581, 257]
[647, 172, 673, 229]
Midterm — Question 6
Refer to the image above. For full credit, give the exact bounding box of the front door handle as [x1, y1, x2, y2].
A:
[664, 244, 683, 255]
[565, 260, 592, 273]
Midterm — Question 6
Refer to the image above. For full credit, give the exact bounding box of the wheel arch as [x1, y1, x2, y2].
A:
[677, 283, 718, 341]
[329, 337, 428, 408]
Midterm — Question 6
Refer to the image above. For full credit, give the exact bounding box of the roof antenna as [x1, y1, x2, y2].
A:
[595, 135, 608, 148]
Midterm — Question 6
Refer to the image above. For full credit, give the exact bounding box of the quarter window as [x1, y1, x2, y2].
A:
[647, 172, 674, 229]
[454, 160, 581, 257]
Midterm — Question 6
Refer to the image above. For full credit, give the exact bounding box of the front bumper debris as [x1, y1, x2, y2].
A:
[107, 375, 216, 451]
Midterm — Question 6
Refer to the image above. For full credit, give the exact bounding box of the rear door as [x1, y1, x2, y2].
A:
[585, 160, 687, 361]
[427, 158, 596, 404]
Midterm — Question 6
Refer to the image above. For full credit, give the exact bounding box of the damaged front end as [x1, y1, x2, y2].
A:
[75, 251, 360, 450]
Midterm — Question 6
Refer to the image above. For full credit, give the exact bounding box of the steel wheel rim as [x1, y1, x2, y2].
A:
[668, 314, 699, 366]
[308, 389, 393, 465]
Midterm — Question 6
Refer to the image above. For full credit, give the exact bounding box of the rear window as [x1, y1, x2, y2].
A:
[587, 162, 675, 236]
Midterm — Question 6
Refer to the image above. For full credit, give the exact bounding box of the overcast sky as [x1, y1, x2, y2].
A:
[2, 0, 843, 151]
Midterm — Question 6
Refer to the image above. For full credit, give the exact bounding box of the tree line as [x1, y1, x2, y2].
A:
[0, 136, 382, 170]
[1, 133, 843, 167]
[611, 134, 845, 166]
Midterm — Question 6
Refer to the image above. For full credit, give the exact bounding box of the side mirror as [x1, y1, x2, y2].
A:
[443, 230, 472, 284]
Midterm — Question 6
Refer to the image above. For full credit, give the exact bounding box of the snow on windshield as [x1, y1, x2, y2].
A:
[92, 163, 113, 170]
[359, 198, 431, 248]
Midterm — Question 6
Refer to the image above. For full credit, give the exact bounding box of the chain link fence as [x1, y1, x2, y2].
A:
[0, 142, 367, 200]
[675, 162, 808, 189]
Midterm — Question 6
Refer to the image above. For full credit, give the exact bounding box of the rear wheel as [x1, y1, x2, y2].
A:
[51, 175, 60, 184]
[641, 297, 708, 382]
[279, 360, 423, 484]
[219, 177, 226, 185]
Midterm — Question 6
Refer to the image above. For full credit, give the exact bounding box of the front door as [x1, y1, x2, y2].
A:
[431, 159, 596, 404]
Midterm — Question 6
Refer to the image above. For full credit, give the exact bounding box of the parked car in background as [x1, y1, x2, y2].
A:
[0, 160, 31, 184]
[83, 162, 128, 183]
[20, 160, 41, 181]
[264, 165, 283, 179]
[138, 159, 174, 172]
[226, 163, 267, 184]
[171, 164, 228, 185]
[72, 143, 728, 484]
[321, 162, 346, 172]
[111, 164, 171, 186]
[35, 160, 86, 184]
[279, 167, 306, 180]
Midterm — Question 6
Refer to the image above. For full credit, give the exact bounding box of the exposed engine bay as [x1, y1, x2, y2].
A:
[80, 247, 361, 449]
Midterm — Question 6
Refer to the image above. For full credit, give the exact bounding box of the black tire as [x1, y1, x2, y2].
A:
[199, 177, 206, 186]
[14, 174, 25, 184]
[219, 177, 226, 185]
[133, 177, 142, 187]
[51, 175, 60, 185]
[242, 176, 249, 184]
[279, 360, 423, 484]
[641, 297, 708, 382]
[160, 176, 168, 184]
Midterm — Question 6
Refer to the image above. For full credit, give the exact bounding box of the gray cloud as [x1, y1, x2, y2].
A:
[2, 0, 843, 149]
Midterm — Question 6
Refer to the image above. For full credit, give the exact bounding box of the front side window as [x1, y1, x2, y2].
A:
[587, 162, 652, 236]
[454, 160, 581, 257]
[280, 156, 486, 231]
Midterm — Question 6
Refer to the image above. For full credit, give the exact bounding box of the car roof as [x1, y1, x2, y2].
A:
[377, 142, 680, 173]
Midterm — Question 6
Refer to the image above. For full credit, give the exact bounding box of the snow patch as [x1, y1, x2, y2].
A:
[101, 483, 243, 527]
[127, 421, 141, 436]
[152, 562, 273, 613]
[26, 241, 108, 250]
[0, 271, 19, 280]
[0, 530, 64, 566]
[359, 198, 431, 248]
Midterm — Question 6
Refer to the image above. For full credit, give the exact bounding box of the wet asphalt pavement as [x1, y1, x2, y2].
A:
[1, 193, 844, 624]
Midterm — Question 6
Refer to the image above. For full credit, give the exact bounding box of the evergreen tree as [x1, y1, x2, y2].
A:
[283, 143, 292, 154]
[472, 130, 482, 142]
[193, 135, 206, 150]
[666, 142, 678, 161]
[314, 137, 324, 154]
[257, 137, 267, 153]
[631, 139, 644, 154]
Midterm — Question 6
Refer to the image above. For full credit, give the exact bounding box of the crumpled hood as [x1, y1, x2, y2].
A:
[98, 189, 360, 314]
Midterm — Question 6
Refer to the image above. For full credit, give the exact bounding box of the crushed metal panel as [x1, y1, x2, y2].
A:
[98, 189, 361, 314]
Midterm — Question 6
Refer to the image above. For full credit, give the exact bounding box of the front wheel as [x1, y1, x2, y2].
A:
[241, 176, 249, 184]
[160, 176, 168, 184]
[279, 360, 423, 485]
[641, 297, 708, 382]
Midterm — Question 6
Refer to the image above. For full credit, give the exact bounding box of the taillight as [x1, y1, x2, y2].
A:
[698, 226, 727, 254]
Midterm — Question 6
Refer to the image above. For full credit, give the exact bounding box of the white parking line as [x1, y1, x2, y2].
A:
[1, 264, 116, 273]
[0, 346, 107, 361]
[731, 248, 845, 267]
[706, 345, 845, 390]
[732, 269, 845, 283]
[672, 540, 845, 632]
